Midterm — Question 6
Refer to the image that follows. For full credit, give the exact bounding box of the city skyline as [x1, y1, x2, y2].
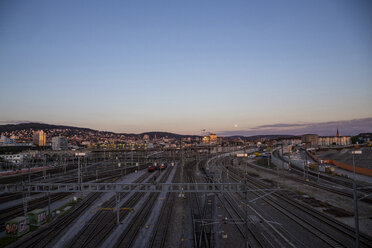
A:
[1, 0, 371, 134]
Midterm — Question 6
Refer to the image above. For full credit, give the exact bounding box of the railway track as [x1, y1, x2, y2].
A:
[0, 192, 71, 232]
[146, 164, 181, 248]
[0, 164, 79, 184]
[65, 171, 154, 248]
[8, 191, 104, 248]
[0, 163, 149, 211]
[226, 165, 372, 248]
[0, 171, 127, 232]
[113, 166, 174, 248]
[218, 191, 266, 247]
[184, 161, 213, 248]
[201, 159, 266, 248]
[272, 152, 372, 200]
[246, 159, 372, 204]
[0, 162, 124, 205]
[5, 164, 151, 247]
[7, 174, 123, 248]
[286, 163, 372, 203]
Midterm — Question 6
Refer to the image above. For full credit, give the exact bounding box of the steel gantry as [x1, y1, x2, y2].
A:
[1, 182, 248, 226]
[0, 182, 286, 227]
[0, 182, 246, 194]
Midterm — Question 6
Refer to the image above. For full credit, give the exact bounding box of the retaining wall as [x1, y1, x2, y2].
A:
[309, 152, 372, 177]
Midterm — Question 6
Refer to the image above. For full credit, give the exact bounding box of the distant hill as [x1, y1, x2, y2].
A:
[226, 135, 295, 141]
[0, 122, 200, 139]
[0, 122, 98, 133]
[0, 122, 300, 140]
[139, 131, 200, 139]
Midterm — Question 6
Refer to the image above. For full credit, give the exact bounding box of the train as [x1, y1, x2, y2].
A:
[147, 162, 168, 172]
[148, 164, 156, 172]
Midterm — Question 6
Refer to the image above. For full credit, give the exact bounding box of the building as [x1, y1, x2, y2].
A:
[33, 130, 46, 146]
[202, 136, 210, 144]
[301, 134, 319, 147]
[0, 135, 16, 145]
[302, 130, 351, 147]
[318, 130, 351, 146]
[0, 154, 24, 165]
[358, 133, 372, 143]
[209, 134, 218, 144]
[51, 136, 68, 150]
[202, 133, 218, 144]
[318, 136, 351, 146]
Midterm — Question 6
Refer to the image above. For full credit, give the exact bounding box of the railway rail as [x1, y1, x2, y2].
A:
[7, 175, 121, 248]
[146, 164, 181, 248]
[184, 161, 214, 248]
[273, 151, 372, 199]
[5, 163, 152, 247]
[65, 171, 154, 248]
[225, 165, 372, 248]
[201, 159, 267, 248]
[113, 166, 174, 248]
[0, 172, 126, 232]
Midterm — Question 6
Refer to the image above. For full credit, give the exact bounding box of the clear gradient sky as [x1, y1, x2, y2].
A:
[0, 0, 371, 134]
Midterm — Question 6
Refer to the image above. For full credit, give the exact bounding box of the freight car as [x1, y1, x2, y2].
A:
[27, 209, 47, 226]
[5, 208, 47, 237]
[5, 216, 29, 237]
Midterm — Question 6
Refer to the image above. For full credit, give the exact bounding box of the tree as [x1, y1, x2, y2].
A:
[351, 136, 359, 144]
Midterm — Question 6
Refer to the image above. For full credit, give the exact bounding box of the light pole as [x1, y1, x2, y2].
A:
[303, 142, 311, 181]
[281, 143, 284, 170]
[75, 152, 86, 198]
[131, 148, 134, 166]
[352, 149, 362, 248]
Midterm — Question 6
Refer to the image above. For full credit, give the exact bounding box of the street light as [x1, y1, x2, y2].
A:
[352, 149, 362, 248]
[75, 152, 86, 198]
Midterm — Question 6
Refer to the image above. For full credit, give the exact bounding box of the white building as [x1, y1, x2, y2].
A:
[0, 154, 24, 165]
[318, 129, 351, 146]
[318, 136, 351, 146]
[52, 136, 68, 150]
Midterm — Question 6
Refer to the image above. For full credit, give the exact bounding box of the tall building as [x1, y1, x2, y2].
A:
[202, 133, 218, 144]
[52, 136, 68, 150]
[33, 130, 46, 146]
[209, 134, 218, 144]
[301, 134, 319, 147]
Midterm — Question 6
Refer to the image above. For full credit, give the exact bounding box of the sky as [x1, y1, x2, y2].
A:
[0, 0, 371, 134]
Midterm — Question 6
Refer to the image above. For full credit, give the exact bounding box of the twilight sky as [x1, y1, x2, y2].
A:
[0, 0, 371, 134]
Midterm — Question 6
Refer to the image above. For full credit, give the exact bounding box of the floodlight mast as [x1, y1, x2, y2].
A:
[352, 149, 362, 248]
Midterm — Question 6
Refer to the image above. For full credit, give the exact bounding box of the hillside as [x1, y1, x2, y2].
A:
[0, 122, 97, 133]
[0, 123, 199, 139]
